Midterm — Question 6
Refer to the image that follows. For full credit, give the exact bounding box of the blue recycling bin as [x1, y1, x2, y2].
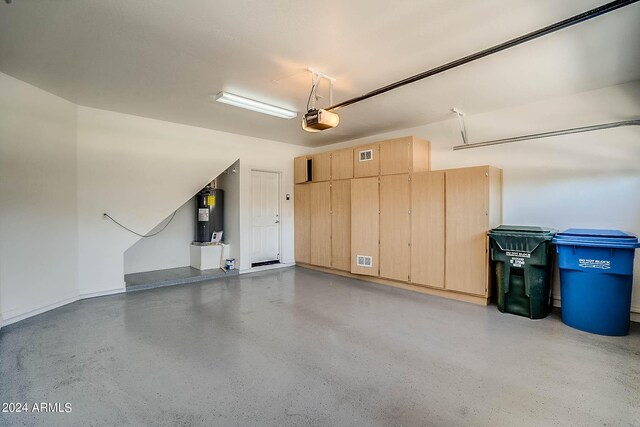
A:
[553, 229, 640, 336]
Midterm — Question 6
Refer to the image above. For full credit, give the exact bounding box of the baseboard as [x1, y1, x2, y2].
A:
[1, 293, 79, 328]
[80, 287, 125, 299]
[0, 287, 126, 331]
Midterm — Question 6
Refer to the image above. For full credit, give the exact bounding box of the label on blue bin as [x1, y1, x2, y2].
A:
[578, 258, 611, 270]
[506, 251, 530, 268]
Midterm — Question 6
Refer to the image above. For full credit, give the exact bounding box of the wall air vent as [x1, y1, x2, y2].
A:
[356, 255, 373, 267]
[359, 149, 373, 162]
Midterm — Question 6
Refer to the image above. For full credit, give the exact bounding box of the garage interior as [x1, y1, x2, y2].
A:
[1, 1, 639, 426]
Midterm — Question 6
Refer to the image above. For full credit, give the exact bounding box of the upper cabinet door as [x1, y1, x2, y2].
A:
[312, 152, 331, 182]
[294, 156, 310, 184]
[379, 136, 431, 175]
[353, 143, 380, 178]
[379, 174, 410, 282]
[445, 166, 490, 296]
[380, 137, 412, 175]
[411, 137, 431, 174]
[410, 170, 445, 289]
[331, 148, 353, 180]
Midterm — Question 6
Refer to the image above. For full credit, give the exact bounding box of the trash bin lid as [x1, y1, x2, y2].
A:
[552, 228, 640, 249]
[489, 225, 557, 236]
[488, 225, 557, 253]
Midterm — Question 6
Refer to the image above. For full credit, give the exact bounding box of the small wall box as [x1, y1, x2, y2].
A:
[190, 243, 229, 270]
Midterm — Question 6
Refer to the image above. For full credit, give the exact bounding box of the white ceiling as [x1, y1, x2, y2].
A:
[1, 0, 639, 146]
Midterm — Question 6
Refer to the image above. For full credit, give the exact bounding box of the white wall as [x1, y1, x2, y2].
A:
[0, 73, 307, 325]
[315, 81, 640, 316]
[76, 106, 308, 295]
[123, 197, 195, 275]
[0, 73, 78, 323]
[217, 160, 241, 265]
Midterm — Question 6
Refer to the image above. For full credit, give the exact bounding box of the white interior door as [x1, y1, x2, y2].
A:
[251, 170, 280, 264]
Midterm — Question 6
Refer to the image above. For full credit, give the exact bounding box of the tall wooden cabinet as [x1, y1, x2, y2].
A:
[379, 174, 410, 282]
[410, 170, 445, 289]
[331, 180, 351, 271]
[350, 177, 379, 276]
[445, 166, 502, 296]
[294, 184, 310, 263]
[309, 182, 331, 267]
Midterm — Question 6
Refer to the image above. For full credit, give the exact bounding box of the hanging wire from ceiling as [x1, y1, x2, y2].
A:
[103, 211, 177, 238]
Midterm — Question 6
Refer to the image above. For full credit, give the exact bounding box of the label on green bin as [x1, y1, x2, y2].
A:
[506, 251, 530, 268]
[506, 251, 531, 258]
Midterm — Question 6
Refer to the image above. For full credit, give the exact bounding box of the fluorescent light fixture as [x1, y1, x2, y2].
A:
[214, 92, 297, 119]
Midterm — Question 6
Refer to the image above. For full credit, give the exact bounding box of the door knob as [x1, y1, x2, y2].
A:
[275, 220, 280, 223]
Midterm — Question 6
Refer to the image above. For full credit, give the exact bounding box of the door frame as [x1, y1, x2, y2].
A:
[250, 168, 282, 264]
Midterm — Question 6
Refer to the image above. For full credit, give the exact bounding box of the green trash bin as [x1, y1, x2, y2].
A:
[488, 225, 557, 319]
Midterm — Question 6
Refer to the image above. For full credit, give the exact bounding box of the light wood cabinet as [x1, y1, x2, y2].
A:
[294, 184, 310, 263]
[353, 143, 380, 178]
[379, 174, 411, 282]
[411, 170, 445, 288]
[331, 148, 353, 180]
[312, 152, 331, 182]
[331, 180, 351, 271]
[379, 136, 431, 176]
[445, 166, 502, 296]
[294, 156, 310, 184]
[350, 177, 379, 276]
[310, 182, 332, 267]
[293, 135, 501, 306]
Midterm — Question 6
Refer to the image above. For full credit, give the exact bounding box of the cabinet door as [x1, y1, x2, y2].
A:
[310, 182, 331, 267]
[331, 148, 353, 180]
[353, 144, 380, 178]
[331, 180, 351, 271]
[379, 174, 410, 282]
[294, 184, 310, 263]
[380, 137, 411, 175]
[312, 152, 331, 182]
[445, 167, 489, 295]
[351, 177, 379, 276]
[294, 156, 309, 184]
[411, 171, 445, 288]
[411, 137, 431, 173]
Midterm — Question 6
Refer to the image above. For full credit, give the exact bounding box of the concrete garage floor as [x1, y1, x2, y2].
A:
[1, 267, 639, 426]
